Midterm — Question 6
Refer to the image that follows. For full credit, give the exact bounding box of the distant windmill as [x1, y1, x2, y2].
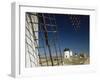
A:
[68, 15, 81, 32]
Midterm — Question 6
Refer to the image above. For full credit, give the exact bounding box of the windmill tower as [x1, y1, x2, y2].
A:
[25, 12, 39, 67]
[64, 48, 73, 59]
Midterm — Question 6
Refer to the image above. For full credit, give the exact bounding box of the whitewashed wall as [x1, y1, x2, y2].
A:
[25, 13, 39, 67]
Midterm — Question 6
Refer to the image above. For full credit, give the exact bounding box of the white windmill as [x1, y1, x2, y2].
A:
[64, 48, 73, 59]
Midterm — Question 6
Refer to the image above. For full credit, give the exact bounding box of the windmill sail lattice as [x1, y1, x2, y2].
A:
[25, 13, 63, 67]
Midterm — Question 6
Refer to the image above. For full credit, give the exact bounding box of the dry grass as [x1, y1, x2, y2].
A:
[39, 56, 89, 66]
[64, 56, 89, 65]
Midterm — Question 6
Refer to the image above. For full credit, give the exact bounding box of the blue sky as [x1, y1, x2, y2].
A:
[39, 13, 89, 56]
[55, 14, 89, 54]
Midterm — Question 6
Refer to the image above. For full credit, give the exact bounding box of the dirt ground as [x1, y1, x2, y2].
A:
[39, 56, 90, 66]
